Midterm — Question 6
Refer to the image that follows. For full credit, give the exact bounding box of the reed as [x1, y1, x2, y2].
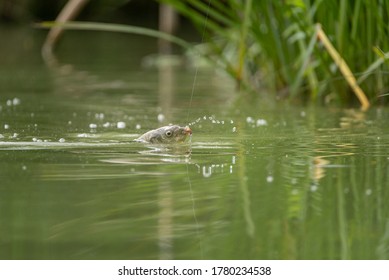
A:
[38, 21, 193, 51]
[160, 0, 389, 106]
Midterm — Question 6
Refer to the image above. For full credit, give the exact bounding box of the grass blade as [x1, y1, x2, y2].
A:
[37, 21, 193, 51]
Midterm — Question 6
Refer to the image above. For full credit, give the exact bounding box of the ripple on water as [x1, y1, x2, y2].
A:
[0, 141, 126, 150]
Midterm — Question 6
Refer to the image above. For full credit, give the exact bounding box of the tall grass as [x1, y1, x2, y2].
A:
[160, 0, 389, 106]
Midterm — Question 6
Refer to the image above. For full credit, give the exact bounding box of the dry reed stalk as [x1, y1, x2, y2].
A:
[316, 24, 370, 111]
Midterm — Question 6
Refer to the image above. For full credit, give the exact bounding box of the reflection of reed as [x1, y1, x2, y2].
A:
[339, 109, 367, 129]
[237, 121, 255, 238]
[312, 146, 355, 183]
[158, 181, 173, 259]
[311, 109, 366, 184]
[156, 48, 175, 259]
[311, 156, 330, 183]
[336, 164, 349, 259]
[377, 219, 389, 259]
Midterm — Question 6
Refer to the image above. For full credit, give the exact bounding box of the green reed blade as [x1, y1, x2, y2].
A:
[38, 21, 193, 50]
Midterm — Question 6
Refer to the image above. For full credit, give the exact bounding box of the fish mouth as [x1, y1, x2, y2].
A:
[183, 126, 192, 135]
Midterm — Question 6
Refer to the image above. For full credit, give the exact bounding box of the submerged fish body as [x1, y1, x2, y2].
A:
[134, 125, 192, 144]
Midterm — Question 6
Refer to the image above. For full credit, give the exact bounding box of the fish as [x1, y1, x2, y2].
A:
[134, 125, 192, 144]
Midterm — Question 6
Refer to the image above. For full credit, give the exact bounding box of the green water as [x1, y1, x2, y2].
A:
[1, 27, 389, 260]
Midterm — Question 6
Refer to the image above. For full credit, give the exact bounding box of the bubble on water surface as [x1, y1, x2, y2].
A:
[89, 123, 97, 129]
[157, 113, 165, 123]
[256, 119, 268, 126]
[95, 113, 104, 120]
[189, 115, 233, 128]
[77, 133, 89, 138]
[103, 122, 110, 128]
[310, 185, 318, 192]
[117, 121, 126, 129]
[202, 166, 212, 178]
[266, 175, 274, 183]
[232, 127, 237, 133]
[365, 189, 372, 196]
[246, 116, 254, 123]
[22, 165, 27, 171]
[4, 124, 9, 129]
[12, 98, 21, 106]
[5, 98, 20, 106]
[135, 124, 141, 130]
[58, 138, 66, 143]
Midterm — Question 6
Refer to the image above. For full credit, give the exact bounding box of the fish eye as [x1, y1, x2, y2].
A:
[165, 130, 173, 137]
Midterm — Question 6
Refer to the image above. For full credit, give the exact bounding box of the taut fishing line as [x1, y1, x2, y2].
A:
[185, 0, 212, 260]
[186, 0, 212, 124]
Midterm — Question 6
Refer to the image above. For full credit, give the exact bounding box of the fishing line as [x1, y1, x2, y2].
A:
[185, 0, 212, 259]
[186, 0, 212, 124]
[186, 163, 204, 259]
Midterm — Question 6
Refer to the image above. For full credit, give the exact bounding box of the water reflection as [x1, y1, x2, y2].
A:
[194, 156, 236, 178]
[2, 29, 389, 259]
[2, 106, 389, 259]
[157, 180, 173, 259]
[311, 156, 330, 182]
[310, 109, 368, 185]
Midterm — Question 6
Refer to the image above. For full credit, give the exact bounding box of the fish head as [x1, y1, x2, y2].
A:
[135, 125, 192, 144]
